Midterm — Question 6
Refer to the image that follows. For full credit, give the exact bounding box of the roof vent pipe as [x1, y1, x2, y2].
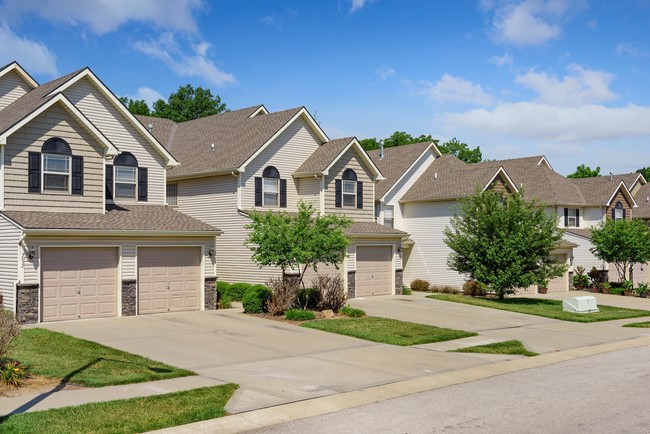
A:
[647, 196, 649, 203]
[211, 143, 215, 150]
[379, 140, 384, 160]
[434, 172, 438, 180]
[147, 123, 153, 133]
[609, 172, 613, 181]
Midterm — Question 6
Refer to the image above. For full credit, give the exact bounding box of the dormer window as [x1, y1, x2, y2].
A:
[613, 201, 625, 220]
[28, 138, 83, 195]
[335, 169, 363, 209]
[255, 166, 287, 208]
[106, 152, 147, 202]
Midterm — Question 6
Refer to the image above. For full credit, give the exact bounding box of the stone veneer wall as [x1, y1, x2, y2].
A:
[121, 280, 136, 316]
[204, 277, 217, 310]
[395, 269, 403, 295]
[347, 271, 356, 298]
[16, 283, 39, 324]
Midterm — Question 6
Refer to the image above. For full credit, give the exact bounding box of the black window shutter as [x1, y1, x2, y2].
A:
[71, 156, 83, 195]
[335, 179, 342, 208]
[576, 209, 580, 226]
[105, 164, 114, 200]
[623, 208, 626, 220]
[564, 208, 569, 227]
[28, 152, 41, 192]
[280, 179, 287, 208]
[255, 177, 262, 206]
[611, 208, 615, 220]
[138, 167, 148, 202]
[357, 181, 363, 209]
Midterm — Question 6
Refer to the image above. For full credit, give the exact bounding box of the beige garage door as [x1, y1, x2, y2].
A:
[548, 254, 568, 292]
[356, 246, 393, 297]
[41, 247, 118, 322]
[138, 247, 201, 315]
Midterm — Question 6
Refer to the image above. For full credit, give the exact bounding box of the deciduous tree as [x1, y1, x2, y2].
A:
[567, 164, 601, 179]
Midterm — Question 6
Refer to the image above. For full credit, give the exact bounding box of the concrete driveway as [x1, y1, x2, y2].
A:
[37, 292, 650, 413]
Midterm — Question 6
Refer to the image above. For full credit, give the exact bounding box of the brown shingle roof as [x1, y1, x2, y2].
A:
[143, 106, 305, 179]
[345, 222, 407, 236]
[633, 183, 650, 218]
[368, 142, 435, 200]
[564, 228, 593, 240]
[2, 205, 220, 233]
[294, 137, 354, 175]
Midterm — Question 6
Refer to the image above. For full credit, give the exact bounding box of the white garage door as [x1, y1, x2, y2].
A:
[138, 247, 201, 314]
[356, 246, 393, 297]
[41, 247, 118, 322]
[548, 254, 568, 292]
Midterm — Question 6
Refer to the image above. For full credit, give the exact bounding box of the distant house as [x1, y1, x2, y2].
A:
[0, 62, 221, 323]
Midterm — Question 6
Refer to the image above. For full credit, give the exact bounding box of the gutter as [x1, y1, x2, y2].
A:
[23, 229, 223, 237]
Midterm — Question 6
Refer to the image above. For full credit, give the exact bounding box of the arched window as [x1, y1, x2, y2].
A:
[41, 138, 72, 192]
[342, 169, 357, 207]
[262, 166, 280, 206]
[614, 201, 624, 220]
[113, 152, 138, 199]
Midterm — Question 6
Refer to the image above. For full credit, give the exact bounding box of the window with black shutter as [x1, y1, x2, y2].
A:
[341, 169, 358, 208]
[258, 166, 282, 207]
[41, 138, 73, 193]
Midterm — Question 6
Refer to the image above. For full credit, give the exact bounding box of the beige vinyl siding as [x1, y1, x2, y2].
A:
[402, 201, 465, 289]
[583, 207, 604, 228]
[297, 177, 321, 211]
[381, 150, 437, 230]
[21, 236, 215, 285]
[4, 104, 105, 213]
[63, 77, 167, 204]
[241, 117, 322, 211]
[0, 215, 21, 310]
[563, 233, 605, 273]
[0, 70, 32, 110]
[175, 174, 280, 284]
[324, 147, 374, 222]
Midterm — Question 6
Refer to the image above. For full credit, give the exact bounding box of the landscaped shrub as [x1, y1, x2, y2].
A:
[410, 279, 430, 292]
[339, 306, 366, 317]
[0, 360, 28, 387]
[227, 282, 252, 301]
[430, 285, 460, 294]
[313, 275, 347, 312]
[218, 295, 232, 309]
[284, 308, 316, 321]
[265, 277, 300, 316]
[297, 287, 321, 310]
[463, 280, 487, 297]
[242, 285, 271, 314]
[402, 286, 412, 295]
[572, 273, 589, 289]
[588, 267, 602, 285]
[0, 309, 20, 361]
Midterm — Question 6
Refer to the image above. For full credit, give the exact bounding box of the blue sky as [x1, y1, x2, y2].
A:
[1, 0, 649, 175]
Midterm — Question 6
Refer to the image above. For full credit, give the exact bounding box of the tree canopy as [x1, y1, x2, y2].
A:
[360, 132, 483, 163]
[636, 167, 650, 182]
[119, 84, 228, 122]
[444, 189, 566, 299]
[244, 201, 352, 285]
[566, 164, 601, 179]
[590, 218, 650, 285]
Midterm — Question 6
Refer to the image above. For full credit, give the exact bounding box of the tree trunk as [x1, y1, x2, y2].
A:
[630, 264, 634, 287]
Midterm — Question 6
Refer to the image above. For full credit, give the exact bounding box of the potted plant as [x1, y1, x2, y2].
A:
[634, 283, 649, 298]
[622, 280, 634, 296]
[537, 279, 549, 294]
[601, 282, 611, 295]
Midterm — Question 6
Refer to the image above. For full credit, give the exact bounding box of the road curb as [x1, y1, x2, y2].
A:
[152, 335, 650, 433]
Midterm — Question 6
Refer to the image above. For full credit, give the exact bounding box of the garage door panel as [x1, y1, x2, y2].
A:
[41, 247, 118, 322]
[356, 246, 393, 297]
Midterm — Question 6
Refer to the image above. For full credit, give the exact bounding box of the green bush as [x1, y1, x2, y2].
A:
[227, 282, 252, 301]
[339, 306, 366, 317]
[297, 287, 321, 309]
[610, 287, 624, 296]
[463, 280, 487, 297]
[218, 295, 232, 309]
[242, 285, 271, 314]
[0, 360, 28, 386]
[431, 285, 460, 294]
[410, 279, 430, 292]
[572, 274, 590, 288]
[216, 281, 231, 297]
[402, 286, 412, 295]
[285, 308, 316, 321]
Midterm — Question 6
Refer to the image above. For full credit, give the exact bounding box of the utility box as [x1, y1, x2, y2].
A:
[562, 296, 599, 313]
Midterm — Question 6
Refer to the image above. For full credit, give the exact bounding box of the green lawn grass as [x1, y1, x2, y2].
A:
[451, 340, 538, 357]
[302, 317, 476, 346]
[623, 321, 650, 328]
[427, 294, 650, 323]
[7, 328, 195, 387]
[0, 384, 238, 434]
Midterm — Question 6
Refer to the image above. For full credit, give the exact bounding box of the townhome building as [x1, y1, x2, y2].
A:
[0, 62, 221, 323]
[142, 105, 408, 298]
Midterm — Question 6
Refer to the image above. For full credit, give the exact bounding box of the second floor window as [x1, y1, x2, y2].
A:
[335, 168, 363, 209]
[255, 166, 287, 208]
[28, 137, 83, 195]
[614, 201, 625, 220]
[384, 205, 394, 228]
[167, 183, 178, 206]
[106, 152, 148, 202]
[43, 153, 70, 192]
[564, 208, 579, 227]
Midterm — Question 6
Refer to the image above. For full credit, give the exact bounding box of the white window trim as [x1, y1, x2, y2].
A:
[0, 145, 4, 209]
[384, 205, 394, 228]
[342, 180, 357, 208]
[262, 177, 279, 207]
[42, 153, 71, 194]
[614, 203, 624, 221]
[114, 165, 138, 200]
[166, 183, 178, 206]
[567, 208, 578, 227]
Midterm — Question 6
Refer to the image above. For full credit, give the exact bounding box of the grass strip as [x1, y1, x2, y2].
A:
[451, 340, 538, 357]
[7, 328, 195, 387]
[0, 384, 238, 434]
[623, 321, 650, 328]
[427, 294, 650, 323]
[302, 316, 476, 346]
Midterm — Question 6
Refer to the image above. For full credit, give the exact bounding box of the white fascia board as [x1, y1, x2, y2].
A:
[46, 68, 179, 167]
[0, 93, 119, 157]
[0, 62, 38, 88]
[606, 181, 638, 208]
[321, 139, 385, 181]
[482, 167, 519, 193]
[379, 143, 437, 202]
[23, 229, 223, 237]
[628, 173, 646, 190]
[248, 105, 269, 117]
[537, 156, 554, 171]
[239, 107, 329, 172]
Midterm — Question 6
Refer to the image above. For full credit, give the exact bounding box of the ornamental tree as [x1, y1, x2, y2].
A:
[244, 201, 352, 286]
[590, 218, 650, 285]
[444, 189, 566, 299]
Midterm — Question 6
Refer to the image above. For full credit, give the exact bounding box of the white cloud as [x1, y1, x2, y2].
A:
[420, 74, 494, 106]
[440, 102, 650, 143]
[133, 33, 236, 87]
[349, 0, 376, 13]
[488, 52, 513, 68]
[375, 66, 395, 80]
[130, 87, 165, 107]
[0, 22, 58, 76]
[486, 0, 584, 46]
[0, 0, 204, 34]
[515, 64, 616, 106]
[616, 42, 650, 59]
